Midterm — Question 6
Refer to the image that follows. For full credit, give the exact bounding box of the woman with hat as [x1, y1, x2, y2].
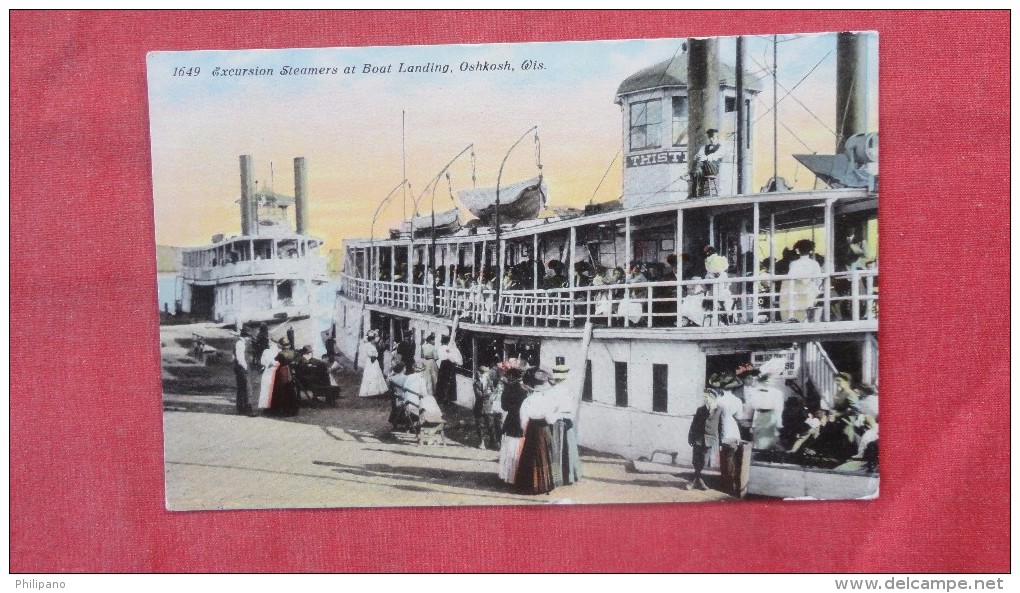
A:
[780, 239, 823, 322]
[264, 337, 300, 416]
[256, 337, 281, 411]
[496, 358, 529, 485]
[703, 246, 734, 325]
[402, 361, 444, 438]
[357, 332, 389, 398]
[420, 333, 439, 396]
[745, 358, 787, 451]
[434, 334, 463, 406]
[515, 367, 557, 495]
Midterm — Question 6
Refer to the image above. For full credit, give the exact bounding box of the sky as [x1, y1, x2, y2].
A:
[147, 32, 878, 252]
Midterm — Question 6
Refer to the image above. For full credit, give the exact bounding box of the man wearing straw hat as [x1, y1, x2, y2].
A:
[472, 364, 502, 450]
[233, 328, 256, 417]
[544, 362, 583, 486]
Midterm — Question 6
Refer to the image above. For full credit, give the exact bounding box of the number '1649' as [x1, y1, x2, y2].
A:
[173, 67, 201, 76]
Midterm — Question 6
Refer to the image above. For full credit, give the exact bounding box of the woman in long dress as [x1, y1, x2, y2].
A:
[497, 359, 529, 484]
[357, 335, 388, 397]
[780, 239, 823, 322]
[434, 335, 462, 405]
[257, 341, 281, 410]
[515, 369, 556, 495]
[420, 333, 439, 395]
[746, 359, 787, 450]
[261, 338, 299, 417]
[704, 248, 733, 324]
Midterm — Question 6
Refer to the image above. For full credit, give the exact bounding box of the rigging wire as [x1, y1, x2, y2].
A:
[626, 170, 690, 210]
[748, 50, 836, 136]
[652, 43, 686, 91]
[590, 151, 620, 205]
[781, 120, 817, 154]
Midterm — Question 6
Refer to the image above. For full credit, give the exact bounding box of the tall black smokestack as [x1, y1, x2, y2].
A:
[735, 35, 748, 194]
[239, 155, 256, 236]
[294, 156, 308, 235]
[687, 37, 719, 197]
[836, 32, 868, 153]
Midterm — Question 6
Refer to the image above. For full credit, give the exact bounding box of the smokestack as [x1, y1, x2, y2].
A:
[735, 36, 748, 194]
[687, 37, 720, 196]
[239, 155, 256, 236]
[836, 32, 868, 153]
[294, 157, 308, 235]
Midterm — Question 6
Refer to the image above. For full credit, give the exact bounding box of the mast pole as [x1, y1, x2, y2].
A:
[772, 34, 778, 190]
[736, 36, 747, 194]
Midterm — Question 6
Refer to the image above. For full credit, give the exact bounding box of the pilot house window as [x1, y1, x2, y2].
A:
[672, 96, 688, 147]
[629, 99, 661, 151]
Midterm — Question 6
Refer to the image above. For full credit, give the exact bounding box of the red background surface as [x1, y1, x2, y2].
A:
[9, 11, 1010, 573]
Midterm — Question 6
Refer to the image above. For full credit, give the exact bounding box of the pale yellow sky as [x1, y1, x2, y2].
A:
[148, 33, 878, 252]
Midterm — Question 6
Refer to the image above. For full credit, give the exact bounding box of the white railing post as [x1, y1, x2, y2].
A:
[851, 270, 860, 321]
[646, 285, 653, 328]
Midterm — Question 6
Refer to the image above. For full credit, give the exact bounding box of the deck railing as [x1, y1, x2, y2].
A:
[339, 269, 878, 329]
[804, 340, 840, 409]
[183, 256, 328, 282]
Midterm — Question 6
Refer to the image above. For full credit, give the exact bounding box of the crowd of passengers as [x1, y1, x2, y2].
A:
[360, 236, 876, 326]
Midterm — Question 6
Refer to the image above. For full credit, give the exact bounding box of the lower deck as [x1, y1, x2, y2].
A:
[334, 295, 879, 498]
[180, 277, 324, 325]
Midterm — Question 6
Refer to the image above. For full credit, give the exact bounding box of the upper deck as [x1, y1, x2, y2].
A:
[181, 234, 328, 285]
[338, 188, 878, 337]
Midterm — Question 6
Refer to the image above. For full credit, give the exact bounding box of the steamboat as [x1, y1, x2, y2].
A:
[334, 34, 879, 499]
[176, 156, 329, 326]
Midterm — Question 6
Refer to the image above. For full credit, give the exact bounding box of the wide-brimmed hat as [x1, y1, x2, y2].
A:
[413, 362, 426, 372]
[497, 358, 528, 379]
[703, 387, 722, 398]
[277, 337, 291, 346]
[552, 364, 569, 381]
[708, 372, 741, 390]
[735, 363, 760, 378]
[524, 367, 554, 388]
[298, 345, 312, 355]
[758, 358, 786, 379]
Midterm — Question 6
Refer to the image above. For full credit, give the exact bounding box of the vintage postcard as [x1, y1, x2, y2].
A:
[148, 32, 879, 510]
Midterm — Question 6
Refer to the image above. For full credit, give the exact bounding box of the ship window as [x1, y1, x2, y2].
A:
[629, 99, 661, 151]
[505, 339, 540, 368]
[614, 361, 628, 407]
[277, 281, 292, 300]
[652, 363, 668, 412]
[475, 335, 504, 371]
[672, 96, 688, 147]
[582, 360, 593, 402]
[454, 331, 473, 377]
[725, 96, 737, 112]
